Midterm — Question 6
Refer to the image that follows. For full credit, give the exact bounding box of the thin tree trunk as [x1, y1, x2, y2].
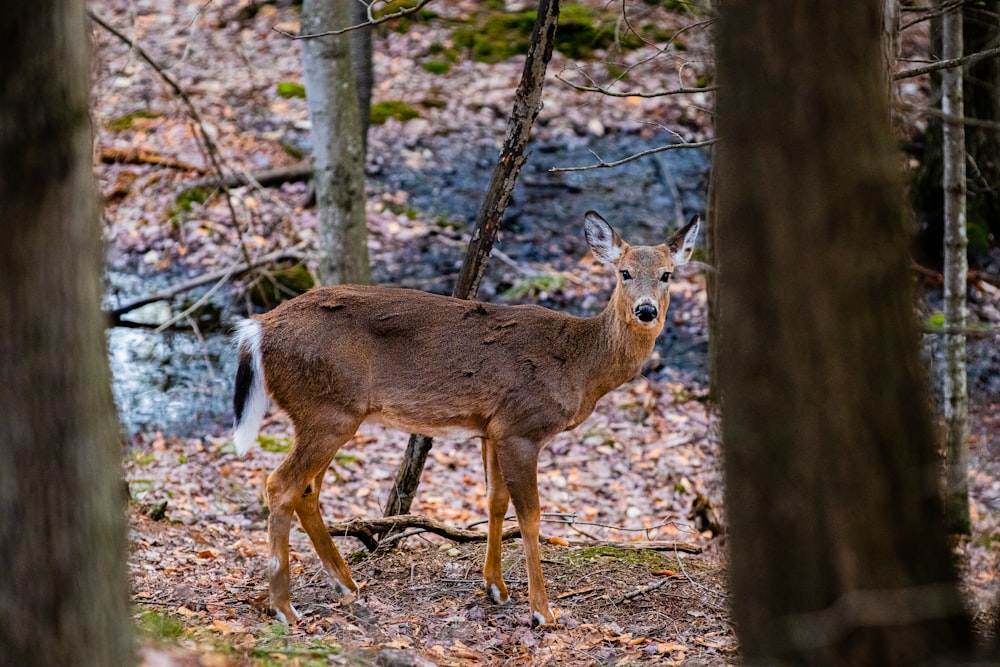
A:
[383, 0, 561, 520]
[716, 1, 972, 662]
[302, 0, 370, 286]
[351, 0, 373, 156]
[941, 0, 971, 535]
[0, 1, 131, 664]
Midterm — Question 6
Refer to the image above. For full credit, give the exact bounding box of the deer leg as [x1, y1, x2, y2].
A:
[265, 421, 356, 623]
[481, 438, 511, 606]
[295, 467, 358, 596]
[496, 437, 555, 627]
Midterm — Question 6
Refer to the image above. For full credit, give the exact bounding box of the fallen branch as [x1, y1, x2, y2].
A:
[615, 575, 678, 603]
[327, 513, 703, 554]
[106, 248, 306, 325]
[100, 147, 204, 173]
[180, 165, 313, 192]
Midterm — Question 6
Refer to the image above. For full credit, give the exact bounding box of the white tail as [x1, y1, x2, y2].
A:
[232, 210, 701, 627]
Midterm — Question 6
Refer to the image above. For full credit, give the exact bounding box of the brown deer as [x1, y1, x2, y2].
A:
[232, 210, 701, 626]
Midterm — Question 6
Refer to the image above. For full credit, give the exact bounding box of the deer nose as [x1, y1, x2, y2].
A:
[635, 303, 658, 322]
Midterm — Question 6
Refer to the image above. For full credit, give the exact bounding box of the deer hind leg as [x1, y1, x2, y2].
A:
[265, 419, 359, 623]
[481, 438, 511, 606]
[496, 436, 555, 627]
[295, 466, 358, 596]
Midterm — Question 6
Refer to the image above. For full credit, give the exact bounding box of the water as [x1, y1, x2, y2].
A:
[107, 132, 711, 438]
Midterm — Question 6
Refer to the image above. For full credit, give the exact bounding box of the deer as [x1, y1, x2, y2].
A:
[232, 210, 701, 627]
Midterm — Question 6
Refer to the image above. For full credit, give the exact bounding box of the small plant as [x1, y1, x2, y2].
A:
[276, 81, 306, 99]
[136, 610, 187, 641]
[422, 60, 451, 75]
[106, 109, 160, 131]
[258, 434, 293, 454]
[370, 100, 420, 124]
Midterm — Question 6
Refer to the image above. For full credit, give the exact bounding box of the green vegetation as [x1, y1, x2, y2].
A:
[257, 434, 292, 454]
[136, 610, 186, 641]
[370, 100, 420, 124]
[250, 263, 316, 307]
[452, 2, 674, 64]
[275, 81, 306, 99]
[106, 109, 161, 131]
[500, 274, 564, 299]
[567, 545, 679, 568]
[174, 185, 211, 213]
[422, 60, 451, 75]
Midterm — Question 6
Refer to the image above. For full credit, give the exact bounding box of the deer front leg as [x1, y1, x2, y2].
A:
[481, 438, 511, 606]
[497, 437, 555, 627]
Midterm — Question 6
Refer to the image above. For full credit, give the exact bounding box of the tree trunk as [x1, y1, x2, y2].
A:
[964, 2, 1000, 246]
[941, 1, 971, 535]
[0, 1, 132, 665]
[383, 0, 561, 520]
[302, 0, 370, 286]
[350, 0, 373, 155]
[715, 2, 972, 663]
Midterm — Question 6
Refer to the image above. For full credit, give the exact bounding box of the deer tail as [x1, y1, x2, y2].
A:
[233, 319, 266, 457]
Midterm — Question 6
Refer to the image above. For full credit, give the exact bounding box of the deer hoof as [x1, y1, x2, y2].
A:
[531, 610, 556, 628]
[272, 603, 300, 625]
[488, 583, 511, 606]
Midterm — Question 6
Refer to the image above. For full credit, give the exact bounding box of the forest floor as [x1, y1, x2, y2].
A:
[90, 0, 1000, 664]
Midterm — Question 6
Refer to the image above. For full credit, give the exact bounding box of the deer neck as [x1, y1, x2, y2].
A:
[586, 296, 660, 393]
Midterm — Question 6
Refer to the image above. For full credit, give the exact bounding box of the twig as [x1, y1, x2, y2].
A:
[549, 138, 718, 173]
[615, 575, 678, 603]
[894, 45, 1000, 80]
[181, 165, 313, 192]
[273, 0, 435, 39]
[556, 70, 717, 99]
[106, 248, 306, 323]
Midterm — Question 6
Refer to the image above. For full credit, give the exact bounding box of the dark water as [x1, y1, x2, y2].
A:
[107, 132, 711, 438]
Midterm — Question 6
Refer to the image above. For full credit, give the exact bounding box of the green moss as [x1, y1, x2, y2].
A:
[453, 2, 653, 63]
[500, 274, 564, 299]
[419, 98, 448, 109]
[258, 434, 292, 454]
[422, 60, 451, 75]
[174, 185, 211, 213]
[968, 221, 990, 253]
[250, 263, 316, 308]
[280, 142, 305, 160]
[106, 109, 161, 132]
[276, 81, 306, 99]
[370, 100, 420, 124]
[567, 545, 679, 567]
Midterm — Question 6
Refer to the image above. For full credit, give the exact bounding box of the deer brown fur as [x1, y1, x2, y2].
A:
[232, 211, 701, 626]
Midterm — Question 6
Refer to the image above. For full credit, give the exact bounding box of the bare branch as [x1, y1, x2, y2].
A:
[548, 138, 718, 173]
[894, 45, 1000, 80]
[273, 0, 434, 39]
[556, 69, 717, 98]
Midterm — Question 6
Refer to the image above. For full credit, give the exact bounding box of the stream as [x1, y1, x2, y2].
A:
[106, 131, 711, 438]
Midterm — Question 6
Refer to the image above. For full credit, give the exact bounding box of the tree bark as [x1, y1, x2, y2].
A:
[302, 0, 370, 286]
[351, 0, 373, 156]
[941, 0, 971, 535]
[716, 2, 972, 663]
[0, 1, 132, 665]
[383, 0, 561, 520]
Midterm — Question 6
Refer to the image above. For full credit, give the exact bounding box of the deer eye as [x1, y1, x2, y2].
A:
[620, 270, 633, 281]
[660, 271, 672, 283]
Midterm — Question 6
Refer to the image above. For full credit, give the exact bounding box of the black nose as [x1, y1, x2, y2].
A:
[635, 303, 658, 322]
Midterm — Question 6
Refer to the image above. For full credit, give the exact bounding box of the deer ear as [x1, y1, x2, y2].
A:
[584, 211, 626, 265]
[667, 213, 702, 266]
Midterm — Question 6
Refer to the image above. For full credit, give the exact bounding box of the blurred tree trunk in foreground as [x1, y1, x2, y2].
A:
[0, 1, 131, 665]
[715, 1, 972, 663]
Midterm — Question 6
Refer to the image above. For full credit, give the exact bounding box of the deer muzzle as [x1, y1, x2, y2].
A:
[635, 302, 658, 323]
